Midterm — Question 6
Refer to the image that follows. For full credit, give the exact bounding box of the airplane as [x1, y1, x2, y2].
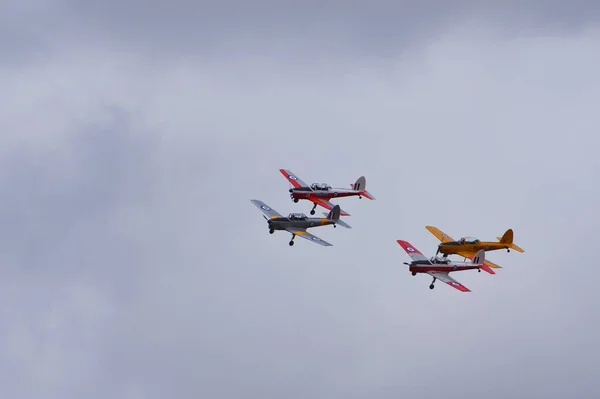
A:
[250, 199, 350, 247]
[279, 169, 375, 216]
[397, 240, 494, 292]
[425, 226, 525, 269]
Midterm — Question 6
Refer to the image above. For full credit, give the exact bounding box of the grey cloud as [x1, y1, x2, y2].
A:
[3, 0, 600, 65]
[2, 6, 600, 399]
[0, 107, 155, 277]
[0, 107, 161, 398]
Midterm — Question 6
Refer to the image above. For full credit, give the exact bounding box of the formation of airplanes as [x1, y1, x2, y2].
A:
[251, 168, 525, 292]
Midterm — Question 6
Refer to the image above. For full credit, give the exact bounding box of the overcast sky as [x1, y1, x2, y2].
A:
[1, 1, 600, 398]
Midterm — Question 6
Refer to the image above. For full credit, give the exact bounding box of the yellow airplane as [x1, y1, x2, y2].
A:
[425, 226, 524, 269]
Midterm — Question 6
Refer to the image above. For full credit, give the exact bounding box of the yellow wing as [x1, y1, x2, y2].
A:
[425, 226, 455, 243]
[456, 250, 503, 268]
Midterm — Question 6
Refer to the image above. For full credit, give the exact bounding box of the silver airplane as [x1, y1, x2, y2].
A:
[250, 199, 351, 246]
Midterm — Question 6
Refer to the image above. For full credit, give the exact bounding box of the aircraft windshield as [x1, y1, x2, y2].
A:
[311, 183, 331, 191]
[289, 213, 308, 220]
[460, 236, 480, 244]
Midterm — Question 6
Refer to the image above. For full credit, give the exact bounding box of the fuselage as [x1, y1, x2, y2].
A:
[438, 241, 509, 255]
[289, 187, 361, 200]
[268, 217, 334, 231]
[409, 259, 481, 273]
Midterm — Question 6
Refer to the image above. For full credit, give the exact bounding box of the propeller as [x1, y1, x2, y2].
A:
[436, 244, 441, 255]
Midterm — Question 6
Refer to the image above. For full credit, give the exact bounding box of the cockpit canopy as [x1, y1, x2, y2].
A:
[459, 236, 480, 244]
[288, 213, 308, 220]
[311, 183, 331, 191]
[430, 256, 450, 264]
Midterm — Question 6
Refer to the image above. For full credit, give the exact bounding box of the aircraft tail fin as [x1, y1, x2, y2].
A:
[472, 249, 495, 273]
[352, 176, 366, 191]
[497, 229, 524, 252]
[498, 229, 513, 244]
[322, 211, 351, 228]
[326, 205, 341, 221]
[472, 249, 486, 266]
[351, 176, 375, 200]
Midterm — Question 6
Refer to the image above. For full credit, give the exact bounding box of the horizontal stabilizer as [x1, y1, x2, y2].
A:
[361, 190, 375, 200]
[480, 264, 495, 274]
[322, 212, 351, 228]
[497, 229, 524, 252]
[509, 243, 525, 253]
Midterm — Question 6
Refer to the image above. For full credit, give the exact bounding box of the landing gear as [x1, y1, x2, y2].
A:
[293, 198, 299, 203]
[359, 195, 362, 199]
[429, 277, 437, 290]
[412, 272, 417, 276]
[507, 249, 510, 252]
[310, 203, 317, 215]
[289, 234, 296, 246]
[478, 268, 481, 272]
[269, 229, 274, 234]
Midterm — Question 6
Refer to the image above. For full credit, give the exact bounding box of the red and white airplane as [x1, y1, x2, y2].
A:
[280, 169, 375, 216]
[397, 240, 494, 292]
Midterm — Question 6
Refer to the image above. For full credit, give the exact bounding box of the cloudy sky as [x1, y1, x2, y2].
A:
[1, 1, 600, 398]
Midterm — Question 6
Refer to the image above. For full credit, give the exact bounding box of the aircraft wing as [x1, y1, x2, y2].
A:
[426, 271, 471, 292]
[286, 228, 333, 246]
[397, 240, 430, 262]
[456, 250, 502, 269]
[280, 169, 311, 188]
[425, 226, 455, 243]
[311, 197, 351, 216]
[250, 199, 283, 219]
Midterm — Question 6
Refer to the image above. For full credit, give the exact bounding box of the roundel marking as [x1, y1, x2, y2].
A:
[333, 192, 338, 196]
[288, 175, 297, 180]
[261, 205, 271, 211]
[406, 246, 415, 252]
[484, 245, 489, 250]
[452, 265, 458, 271]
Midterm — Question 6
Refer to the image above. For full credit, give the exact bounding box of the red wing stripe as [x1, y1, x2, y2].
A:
[445, 281, 471, 292]
[396, 240, 423, 254]
[312, 198, 352, 216]
[312, 198, 332, 210]
[279, 169, 303, 188]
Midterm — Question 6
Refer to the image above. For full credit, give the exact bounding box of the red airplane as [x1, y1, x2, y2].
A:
[280, 169, 375, 216]
[397, 240, 494, 292]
